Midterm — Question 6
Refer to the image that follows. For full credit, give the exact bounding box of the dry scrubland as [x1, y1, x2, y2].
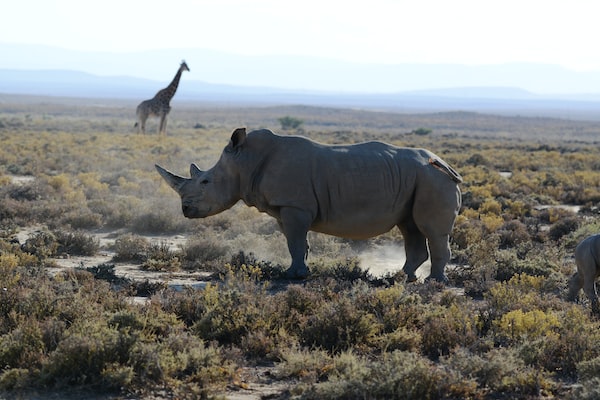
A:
[1, 95, 600, 399]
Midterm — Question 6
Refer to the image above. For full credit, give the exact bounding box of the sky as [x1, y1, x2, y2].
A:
[3, 0, 600, 70]
[2, 0, 600, 95]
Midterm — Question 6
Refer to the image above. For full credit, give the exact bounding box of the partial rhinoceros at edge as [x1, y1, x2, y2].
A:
[156, 128, 462, 282]
[568, 234, 600, 314]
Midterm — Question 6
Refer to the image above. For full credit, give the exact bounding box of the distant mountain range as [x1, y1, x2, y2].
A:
[2, 68, 600, 120]
[1, 43, 600, 119]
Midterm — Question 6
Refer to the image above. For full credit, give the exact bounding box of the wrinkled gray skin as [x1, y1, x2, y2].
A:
[156, 128, 462, 281]
[568, 234, 600, 314]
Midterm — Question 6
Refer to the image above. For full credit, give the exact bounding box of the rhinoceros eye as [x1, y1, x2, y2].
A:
[201, 179, 209, 184]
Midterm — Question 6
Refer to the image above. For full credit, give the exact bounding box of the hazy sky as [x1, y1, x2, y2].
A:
[3, 0, 600, 71]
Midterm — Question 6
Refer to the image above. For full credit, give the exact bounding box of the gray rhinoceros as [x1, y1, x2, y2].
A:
[156, 128, 462, 281]
[568, 234, 600, 313]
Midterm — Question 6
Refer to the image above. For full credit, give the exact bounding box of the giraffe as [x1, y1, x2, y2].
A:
[135, 61, 190, 135]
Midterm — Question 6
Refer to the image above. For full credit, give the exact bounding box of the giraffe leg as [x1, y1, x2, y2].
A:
[159, 115, 168, 136]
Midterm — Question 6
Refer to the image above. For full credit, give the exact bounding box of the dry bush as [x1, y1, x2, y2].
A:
[141, 242, 181, 272]
[112, 234, 150, 262]
[299, 294, 381, 352]
[20, 230, 59, 259]
[420, 304, 479, 360]
[181, 234, 229, 270]
[54, 230, 99, 256]
[548, 216, 580, 241]
[442, 347, 554, 397]
[497, 219, 531, 248]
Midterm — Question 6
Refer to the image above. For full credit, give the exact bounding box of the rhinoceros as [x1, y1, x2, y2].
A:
[156, 128, 462, 281]
[568, 234, 600, 313]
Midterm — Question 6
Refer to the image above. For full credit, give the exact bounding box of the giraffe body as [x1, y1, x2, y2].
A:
[135, 61, 189, 135]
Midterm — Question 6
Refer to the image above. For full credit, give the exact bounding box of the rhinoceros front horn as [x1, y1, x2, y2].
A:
[155, 164, 187, 193]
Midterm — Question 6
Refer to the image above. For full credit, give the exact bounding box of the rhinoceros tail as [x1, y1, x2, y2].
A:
[429, 158, 463, 184]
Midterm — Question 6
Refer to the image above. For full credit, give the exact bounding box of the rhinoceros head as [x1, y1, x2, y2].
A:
[155, 128, 246, 218]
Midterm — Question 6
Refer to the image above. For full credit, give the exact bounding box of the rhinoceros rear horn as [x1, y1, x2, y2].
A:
[190, 163, 204, 178]
[155, 164, 187, 193]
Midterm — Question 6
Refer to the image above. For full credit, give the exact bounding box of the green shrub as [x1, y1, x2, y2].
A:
[0, 319, 46, 369]
[0, 368, 31, 390]
[301, 350, 480, 400]
[517, 306, 600, 379]
[128, 341, 178, 383]
[41, 321, 124, 386]
[278, 116, 304, 130]
[191, 264, 275, 344]
[493, 309, 560, 346]
[486, 274, 553, 318]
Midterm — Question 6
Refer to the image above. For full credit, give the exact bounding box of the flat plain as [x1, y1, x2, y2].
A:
[1, 95, 600, 399]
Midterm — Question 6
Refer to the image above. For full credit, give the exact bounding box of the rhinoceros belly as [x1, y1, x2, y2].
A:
[311, 212, 398, 240]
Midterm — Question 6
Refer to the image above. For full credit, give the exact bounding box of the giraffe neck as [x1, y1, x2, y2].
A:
[160, 67, 184, 102]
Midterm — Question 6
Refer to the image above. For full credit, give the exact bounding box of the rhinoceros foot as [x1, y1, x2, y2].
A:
[284, 266, 309, 280]
[425, 274, 449, 285]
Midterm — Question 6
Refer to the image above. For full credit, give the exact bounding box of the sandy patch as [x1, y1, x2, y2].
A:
[17, 226, 212, 292]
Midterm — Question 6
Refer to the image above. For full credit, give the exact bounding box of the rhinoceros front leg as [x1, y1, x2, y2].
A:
[580, 264, 600, 314]
[567, 272, 583, 302]
[583, 279, 599, 314]
[279, 207, 311, 279]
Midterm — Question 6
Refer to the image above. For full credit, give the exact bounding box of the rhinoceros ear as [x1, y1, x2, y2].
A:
[227, 127, 247, 152]
[155, 164, 187, 193]
[190, 163, 204, 178]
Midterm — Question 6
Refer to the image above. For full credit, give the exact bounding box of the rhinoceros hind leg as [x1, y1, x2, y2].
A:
[399, 222, 429, 282]
[583, 278, 599, 314]
[285, 264, 309, 280]
[425, 234, 451, 283]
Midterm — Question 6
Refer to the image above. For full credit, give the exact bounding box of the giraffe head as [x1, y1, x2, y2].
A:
[180, 60, 190, 72]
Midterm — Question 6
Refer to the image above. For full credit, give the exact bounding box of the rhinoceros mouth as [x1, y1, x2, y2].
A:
[182, 205, 211, 218]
